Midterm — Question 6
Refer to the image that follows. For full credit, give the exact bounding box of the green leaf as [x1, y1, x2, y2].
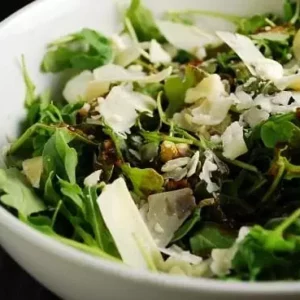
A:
[260, 120, 300, 148]
[126, 0, 164, 42]
[164, 66, 199, 117]
[284, 0, 295, 21]
[121, 164, 164, 197]
[22, 215, 120, 262]
[41, 28, 113, 73]
[237, 15, 268, 35]
[43, 128, 78, 184]
[231, 209, 300, 280]
[44, 171, 61, 206]
[172, 209, 201, 242]
[21, 55, 37, 108]
[83, 186, 120, 256]
[0, 168, 46, 216]
[59, 179, 84, 211]
[190, 222, 236, 256]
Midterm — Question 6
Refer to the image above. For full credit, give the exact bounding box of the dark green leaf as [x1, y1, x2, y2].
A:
[21, 55, 37, 108]
[43, 128, 78, 184]
[126, 0, 164, 42]
[22, 215, 120, 262]
[237, 15, 268, 35]
[190, 222, 236, 256]
[172, 209, 201, 242]
[59, 179, 84, 210]
[0, 168, 46, 216]
[260, 120, 300, 148]
[164, 66, 199, 116]
[83, 186, 119, 256]
[121, 164, 164, 197]
[41, 28, 113, 73]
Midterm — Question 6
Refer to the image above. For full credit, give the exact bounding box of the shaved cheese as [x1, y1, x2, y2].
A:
[63, 71, 94, 103]
[216, 31, 264, 74]
[184, 74, 234, 126]
[115, 46, 141, 67]
[191, 94, 234, 126]
[156, 20, 220, 56]
[22, 156, 43, 188]
[185, 74, 226, 104]
[251, 58, 283, 81]
[200, 151, 219, 193]
[84, 170, 102, 187]
[93, 64, 172, 83]
[145, 189, 196, 247]
[221, 122, 248, 160]
[242, 107, 269, 128]
[161, 157, 190, 172]
[276, 72, 300, 91]
[149, 39, 172, 64]
[98, 85, 156, 134]
[160, 245, 202, 265]
[216, 31, 284, 81]
[235, 89, 253, 111]
[211, 227, 250, 276]
[97, 178, 162, 270]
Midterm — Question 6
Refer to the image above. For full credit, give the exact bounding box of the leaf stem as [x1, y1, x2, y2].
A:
[262, 160, 285, 203]
[275, 208, 300, 233]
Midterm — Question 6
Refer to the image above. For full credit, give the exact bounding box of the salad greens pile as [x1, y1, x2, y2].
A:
[2, 0, 300, 282]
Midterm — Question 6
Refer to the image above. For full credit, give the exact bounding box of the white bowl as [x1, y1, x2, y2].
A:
[0, 0, 299, 299]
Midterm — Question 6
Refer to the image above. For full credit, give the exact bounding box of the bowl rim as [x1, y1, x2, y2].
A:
[0, 0, 300, 295]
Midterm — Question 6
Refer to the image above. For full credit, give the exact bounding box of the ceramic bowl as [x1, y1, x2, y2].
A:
[0, 1, 299, 299]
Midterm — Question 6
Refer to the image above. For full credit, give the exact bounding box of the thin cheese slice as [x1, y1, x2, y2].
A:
[97, 178, 162, 270]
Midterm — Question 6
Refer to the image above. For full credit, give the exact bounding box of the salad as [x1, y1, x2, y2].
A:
[2, 0, 300, 282]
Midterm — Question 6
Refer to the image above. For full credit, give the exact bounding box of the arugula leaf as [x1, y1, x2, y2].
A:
[83, 186, 120, 256]
[164, 66, 199, 117]
[41, 28, 113, 73]
[284, 0, 300, 24]
[22, 215, 120, 262]
[190, 222, 236, 256]
[172, 209, 201, 242]
[0, 168, 46, 216]
[260, 120, 300, 148]
[122, 164, 164, 197]
[126, 0, 164, 42]
[43, 128, 78, 184]
[284, 0, 295, 21]
[237, 15, 268, 35]
[21, 55, 37, 108]
[59, 179, 84, 210]
[231, 209, 300, 280]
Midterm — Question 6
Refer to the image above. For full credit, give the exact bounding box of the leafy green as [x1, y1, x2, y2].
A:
[231, 209, 300, 280]
[22, 215, 120, 262]
[42, 128, 78, 184]
[83, 186, 119, 256]
[284, 0, 295, 21]
[190, 223, 236, 256]
[126, 0, 164, 42]
[237, 15, 268, 35]
[59, 179, 84, 210]
[164, 66, 199, 117]
[284, 0, 300, 24]
[122, 164, 164, 197]
[21, 55, 37, 108]
[41, 28, 113, 73]
[0, 168, 46, 216]
[260, 120, 300, 148]
[172, 209, 201, 242]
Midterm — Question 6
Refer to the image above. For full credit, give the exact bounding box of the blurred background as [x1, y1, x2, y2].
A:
[0, 1, 59, 299]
